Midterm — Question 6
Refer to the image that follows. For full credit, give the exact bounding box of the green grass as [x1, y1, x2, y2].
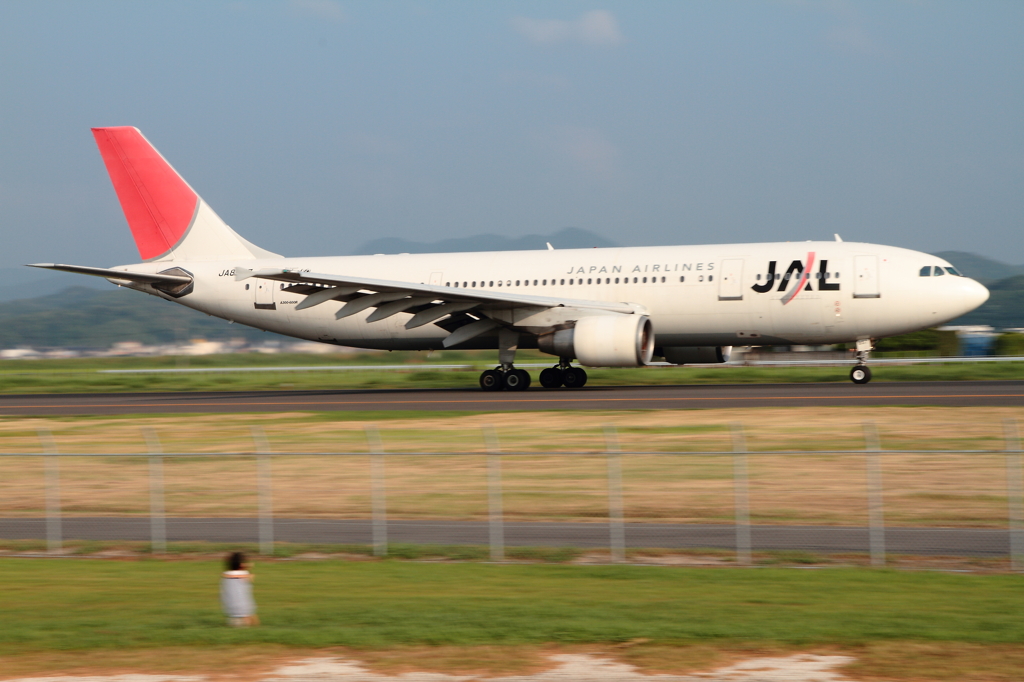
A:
[1, 558, 1023, 654]
[1, 352, 1024, 394]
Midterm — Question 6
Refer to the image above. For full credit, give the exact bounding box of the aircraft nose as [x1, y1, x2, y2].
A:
[958, 278, 990, 315]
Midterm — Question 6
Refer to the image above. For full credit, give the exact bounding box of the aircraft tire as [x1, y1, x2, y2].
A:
[504, 368, 531, 391]
[539, 367, 564, 388]
[480, 369, 504, 391]
[850, 365, 872, 385]
[562, 367, 588, 388]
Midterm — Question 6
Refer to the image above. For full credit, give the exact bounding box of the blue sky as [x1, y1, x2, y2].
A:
[1, 1, 1022, 270]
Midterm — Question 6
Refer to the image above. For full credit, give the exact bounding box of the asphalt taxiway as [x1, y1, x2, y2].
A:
[0, 381, 1022, 416]
[0, 518, 1009, 556]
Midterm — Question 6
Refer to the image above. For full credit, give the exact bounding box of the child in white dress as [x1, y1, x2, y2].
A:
[220, 551, 259, 627]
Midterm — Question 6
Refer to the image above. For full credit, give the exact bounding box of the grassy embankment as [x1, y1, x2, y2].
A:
[2, 351, 1024, 393]
[1, 559, 1023, 680]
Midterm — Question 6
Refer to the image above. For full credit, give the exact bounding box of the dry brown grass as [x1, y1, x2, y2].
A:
[1, 407, 1022, 527]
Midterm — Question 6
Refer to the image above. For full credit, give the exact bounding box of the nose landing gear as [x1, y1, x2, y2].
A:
[850, 339, 873, 385]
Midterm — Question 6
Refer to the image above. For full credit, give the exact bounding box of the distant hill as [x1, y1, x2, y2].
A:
[352, 227, 618, 255]
[0, 267, 107, 303]
[932, 251, 1024, 285]
[2, 246, 1021, 350]
[947, 275, 1024, 329]
[0, 286, 275, 349]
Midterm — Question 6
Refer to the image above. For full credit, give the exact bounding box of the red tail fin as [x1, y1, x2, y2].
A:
[92, 127, 198, 261]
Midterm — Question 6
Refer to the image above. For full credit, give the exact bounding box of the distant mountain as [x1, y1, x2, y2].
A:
[947, 275, 1024, 329]
[932, 252, 1024, 285]
[3, 245, 1022, 350]
[0, 267, 107, 303]
[352, 227, 618, 255]
[0, 286, 274, 349]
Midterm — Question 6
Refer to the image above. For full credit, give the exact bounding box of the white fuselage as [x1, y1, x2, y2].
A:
[122, 240, 988, 352]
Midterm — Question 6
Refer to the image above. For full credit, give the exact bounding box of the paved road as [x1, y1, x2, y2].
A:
[0, 381, 1023, 416]
[0, 517, 1010, 556]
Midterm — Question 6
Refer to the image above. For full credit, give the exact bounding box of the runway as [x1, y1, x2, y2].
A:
[0, 380, 1023, 415]
[0, 517, 1010, 556]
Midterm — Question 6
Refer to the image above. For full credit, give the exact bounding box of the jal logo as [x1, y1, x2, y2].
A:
[752, 252, 839, 305]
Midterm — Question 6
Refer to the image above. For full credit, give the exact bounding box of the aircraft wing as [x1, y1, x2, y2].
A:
[235, 267, 639, 332]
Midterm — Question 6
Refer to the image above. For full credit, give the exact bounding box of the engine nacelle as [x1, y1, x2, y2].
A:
[538, 315, 654, 367]
[662, 346, 732, 365]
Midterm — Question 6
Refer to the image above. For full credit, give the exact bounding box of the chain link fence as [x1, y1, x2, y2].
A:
[2, 420, 1022, 569]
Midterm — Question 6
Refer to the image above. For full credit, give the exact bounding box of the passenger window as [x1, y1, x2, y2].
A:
[679, 276, 685, 282]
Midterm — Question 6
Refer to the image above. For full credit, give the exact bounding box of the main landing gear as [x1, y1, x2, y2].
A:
[850, 339, 873, 385]
[479, 330, 587, 391]
[479, 363, 589, 391]
[539, 359, 588, 389]
[479, 367, 531, 392]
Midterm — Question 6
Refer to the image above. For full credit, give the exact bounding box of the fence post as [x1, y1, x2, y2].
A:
[604, 425, 626, 563]
[1005, 419, 1023, 572]
[366, 425, 387, 557]
[483, 426, 505, 562]
[38, 429, 61, 555]
[731, 423, 752, 566]
[864, 421, 886, 566]
[142, 429, 167, 555]
[252, 427, 274, 557]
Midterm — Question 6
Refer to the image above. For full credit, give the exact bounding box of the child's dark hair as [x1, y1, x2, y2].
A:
[226, 551, 245, 572]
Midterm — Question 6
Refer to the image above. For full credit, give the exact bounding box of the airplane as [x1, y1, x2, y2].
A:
[31, 127, 989, 389]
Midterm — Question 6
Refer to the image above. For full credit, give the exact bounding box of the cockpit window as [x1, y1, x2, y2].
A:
[934, 266, 945, 276]
[944, 266, 962, 276]
[919, 266, 931, 277]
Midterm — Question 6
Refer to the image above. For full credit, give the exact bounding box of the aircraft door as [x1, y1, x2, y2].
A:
[718, 259, 744, 300]
[853, 255, 880, 299]
[253, 279, 276, 310]
[430, 272, 443, 286]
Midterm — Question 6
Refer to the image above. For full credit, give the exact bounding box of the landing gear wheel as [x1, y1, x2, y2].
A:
[480, 369, 504, 391]
[562, 366, 588, 388]
[539, 367, 564, 389]
[850, 365, 872, 385]
[503, 368, 531, 391]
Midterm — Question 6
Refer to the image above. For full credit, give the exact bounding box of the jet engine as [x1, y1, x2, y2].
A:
[662, 346, 732, 365]
[538, 315, 654, 367]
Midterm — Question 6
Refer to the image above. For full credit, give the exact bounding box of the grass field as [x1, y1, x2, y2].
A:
[1, 558, 1023, 680]
[2, 351, 1024, 393]
[1, 407, 1021, 528]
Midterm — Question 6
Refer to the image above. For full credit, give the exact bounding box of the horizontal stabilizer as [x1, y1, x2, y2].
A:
[27, 263, 192, 285]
